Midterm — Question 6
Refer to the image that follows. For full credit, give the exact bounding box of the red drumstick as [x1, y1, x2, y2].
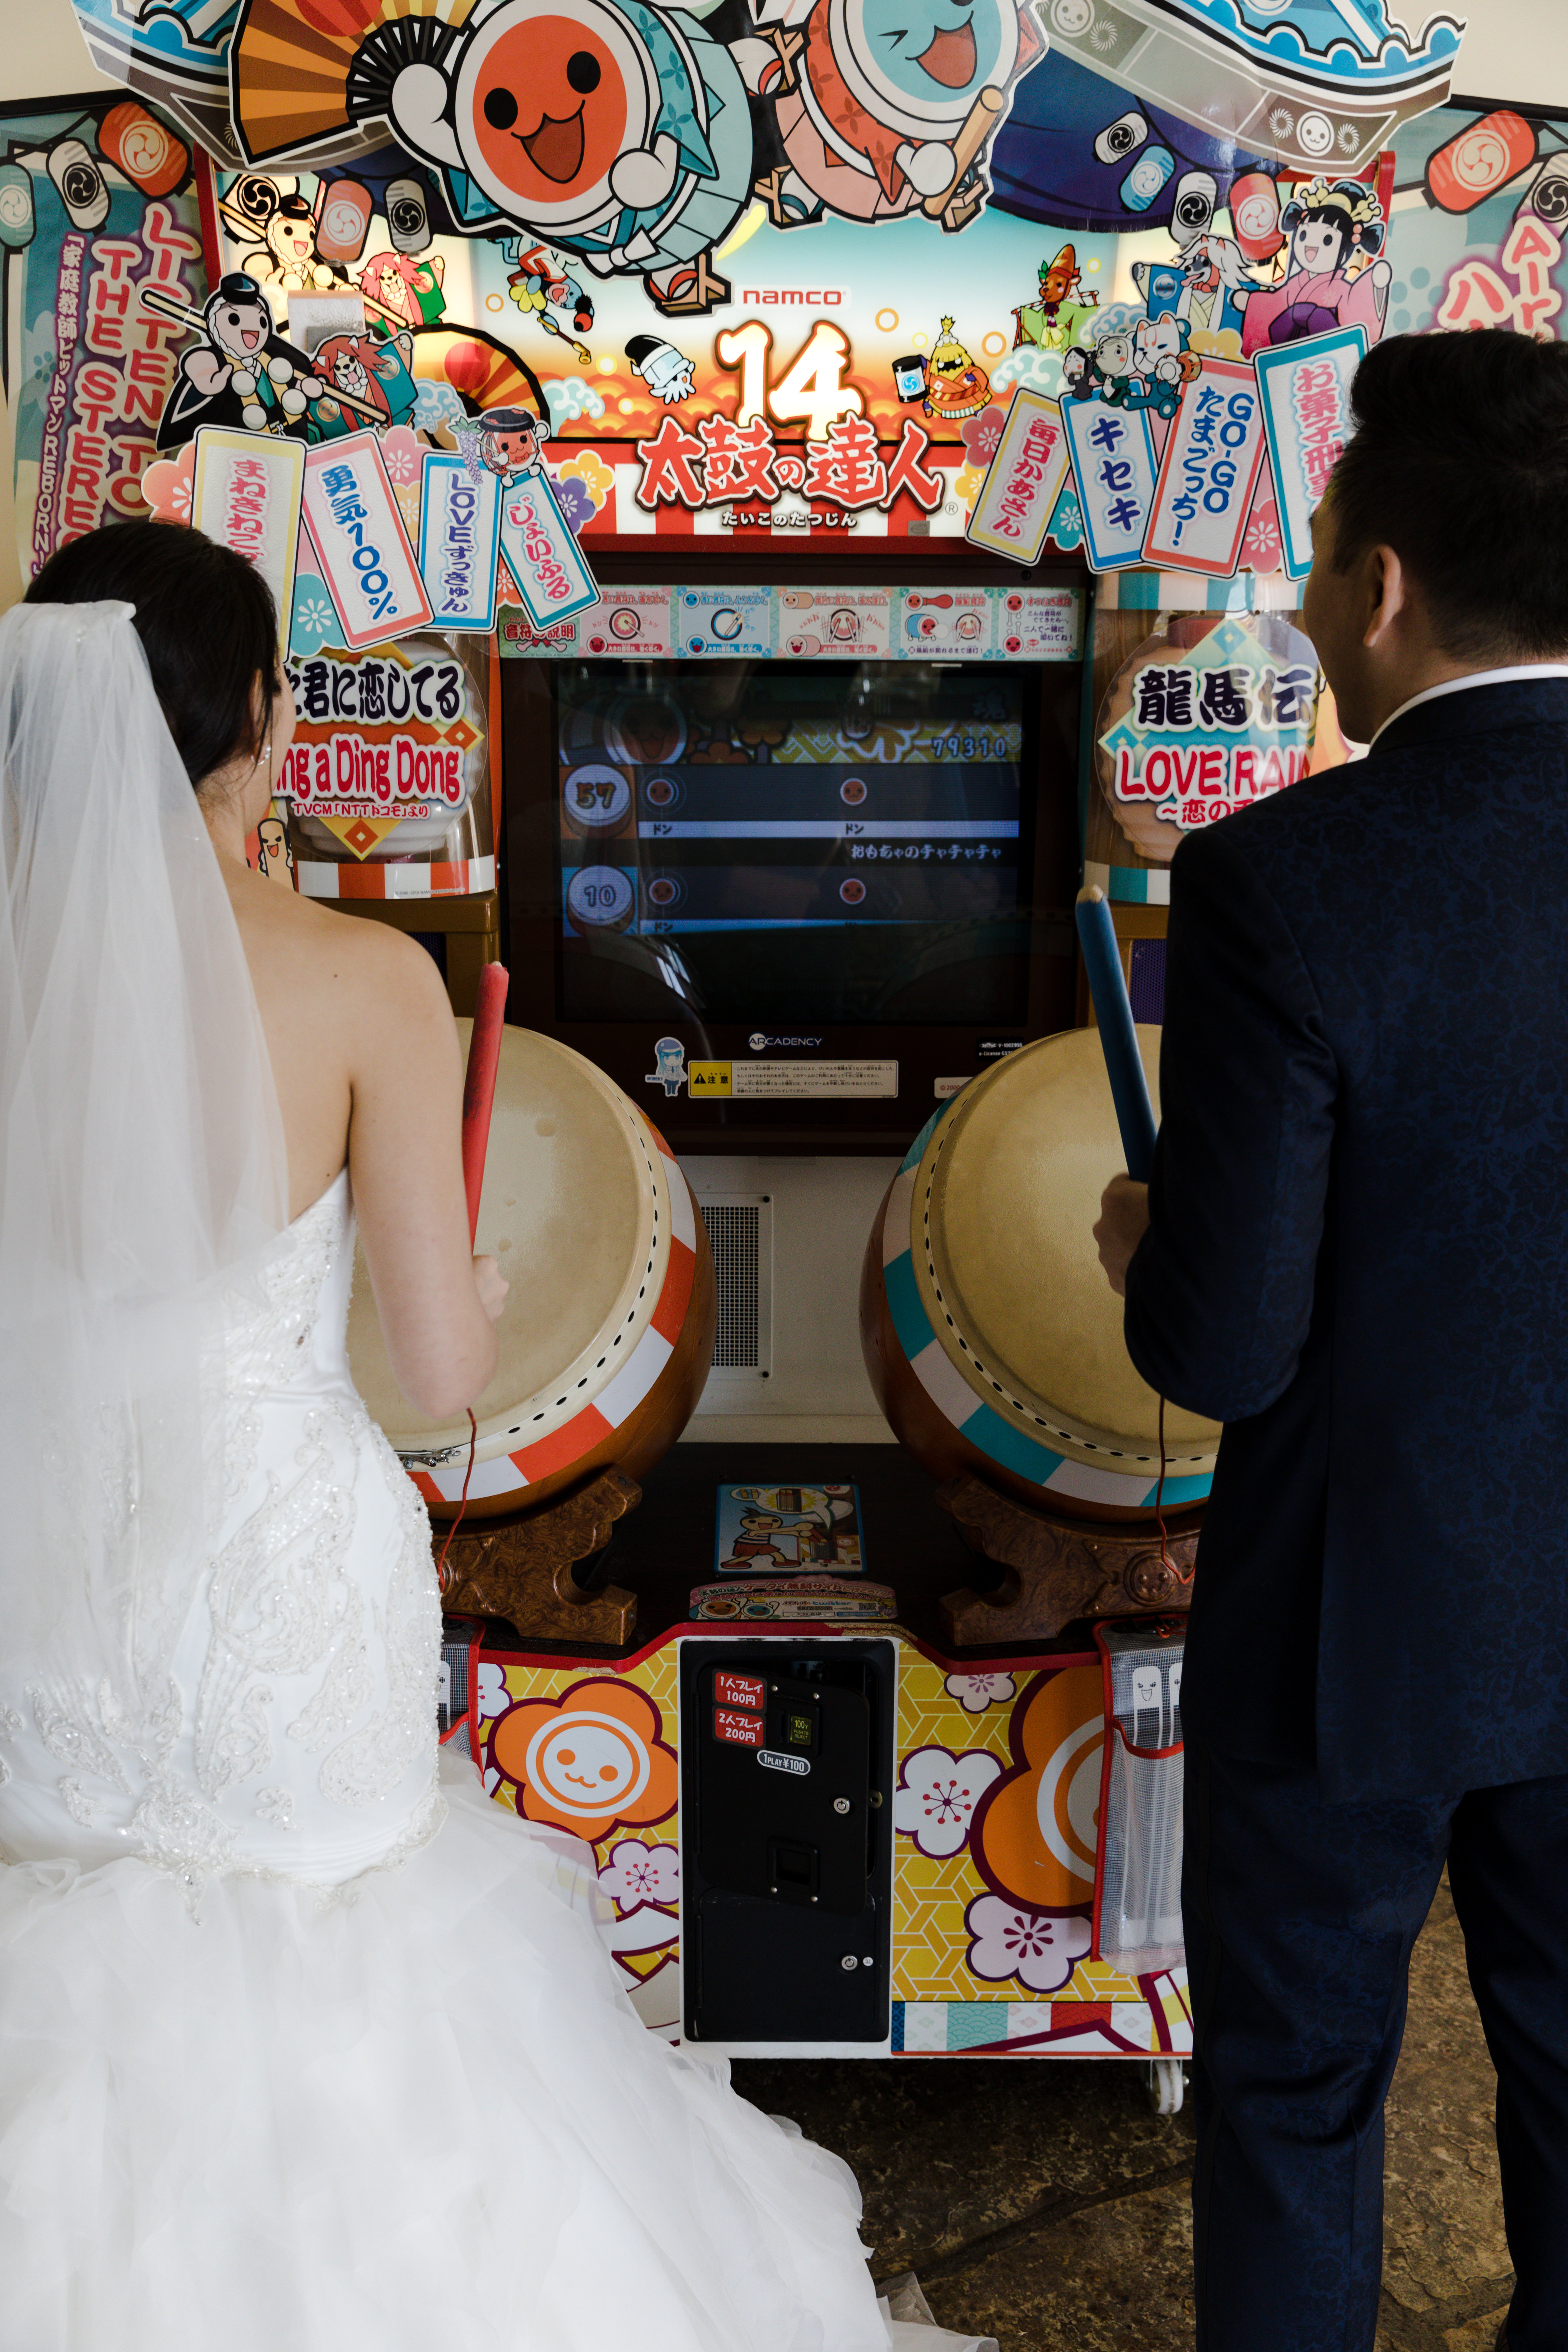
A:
[462, 962, 508, 1244]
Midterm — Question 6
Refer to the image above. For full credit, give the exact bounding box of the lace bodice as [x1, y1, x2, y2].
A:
[0, 1171, 444, 1904]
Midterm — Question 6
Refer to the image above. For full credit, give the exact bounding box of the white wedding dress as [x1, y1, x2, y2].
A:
[0, 1168, 979, 2351]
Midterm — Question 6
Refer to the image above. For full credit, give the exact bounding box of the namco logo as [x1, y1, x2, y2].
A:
[741, 287, 847, 307]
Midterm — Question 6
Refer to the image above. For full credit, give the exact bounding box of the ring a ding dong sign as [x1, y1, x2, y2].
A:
[278, 640, 484, 854]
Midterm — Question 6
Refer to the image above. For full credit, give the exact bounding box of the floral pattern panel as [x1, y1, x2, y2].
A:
[474, 1636, 1187, 2054]
[476, 1648, 683, 2035]
[892, 1649, 1182, 2045]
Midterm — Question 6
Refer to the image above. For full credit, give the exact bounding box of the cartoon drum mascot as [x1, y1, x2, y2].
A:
[736, 0, 1040, 231]
[155, 273, 325, 450]
[231, 0, 753, 317]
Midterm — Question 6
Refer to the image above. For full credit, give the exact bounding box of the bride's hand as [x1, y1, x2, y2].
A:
[473, 1255, 509, 1323]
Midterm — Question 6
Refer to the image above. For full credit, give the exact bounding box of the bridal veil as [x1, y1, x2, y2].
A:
[0, 597, 286, 1713]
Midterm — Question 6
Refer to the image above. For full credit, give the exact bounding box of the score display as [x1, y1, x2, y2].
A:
[554, 661, 1030, 1029]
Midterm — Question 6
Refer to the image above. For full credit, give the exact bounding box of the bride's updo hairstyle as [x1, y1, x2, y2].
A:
[26, 519, 279, 790]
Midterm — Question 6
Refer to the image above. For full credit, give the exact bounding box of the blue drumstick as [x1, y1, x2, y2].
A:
[1074, 886, 1158, 1183]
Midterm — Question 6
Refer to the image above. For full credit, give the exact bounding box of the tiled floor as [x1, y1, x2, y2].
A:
[732, 1884, 1510, 2350]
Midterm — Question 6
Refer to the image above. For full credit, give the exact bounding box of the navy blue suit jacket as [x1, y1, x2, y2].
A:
[1123, 677, 1568, 1802]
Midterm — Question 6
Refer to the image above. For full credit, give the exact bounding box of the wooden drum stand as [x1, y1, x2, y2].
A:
[935, 1474, 1198, 1647]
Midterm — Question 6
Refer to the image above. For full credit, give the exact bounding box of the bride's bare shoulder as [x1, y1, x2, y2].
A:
[226, 863, 450, 1026]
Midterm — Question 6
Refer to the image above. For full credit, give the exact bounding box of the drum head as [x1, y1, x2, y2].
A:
[347, 1024, 669, 1457]
[913, 1027, 1219, 1472]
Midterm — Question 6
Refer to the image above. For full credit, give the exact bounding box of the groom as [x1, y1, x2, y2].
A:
[1093, 329, 1568, 2352]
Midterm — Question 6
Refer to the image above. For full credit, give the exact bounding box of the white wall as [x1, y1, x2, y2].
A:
[12, 0, 1568, 112]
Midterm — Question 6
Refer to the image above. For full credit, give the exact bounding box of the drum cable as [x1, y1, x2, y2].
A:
[1153, 1395, 1196, 1591]
[434, 1410, 479, 1597]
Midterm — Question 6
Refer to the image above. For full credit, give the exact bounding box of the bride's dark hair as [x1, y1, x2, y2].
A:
[26, 519, 280, 789]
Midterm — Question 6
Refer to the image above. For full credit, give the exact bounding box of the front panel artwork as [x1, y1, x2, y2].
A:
[474, 1632, 1190, 2057]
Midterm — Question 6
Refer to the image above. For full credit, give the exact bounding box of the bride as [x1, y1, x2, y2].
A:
[0, 526, 983, 2352]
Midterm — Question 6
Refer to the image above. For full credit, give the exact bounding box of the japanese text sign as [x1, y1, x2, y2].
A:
[279, 642, 481, 839]
[1143, 360, 1269, 579]
[1253, 329, 1366, 581]
[301, 431, 431, 653]
[966, 390, 1072, 565]
[190, 427, 303, 653]
[497, 469, 600, 634]
[1059, 399, 1160, 574]
[1096, 614, 1318, 861]
[417, 451, 501, 633]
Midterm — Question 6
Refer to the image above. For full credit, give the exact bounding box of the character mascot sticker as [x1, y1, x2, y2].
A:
[230, 0, 756, 315]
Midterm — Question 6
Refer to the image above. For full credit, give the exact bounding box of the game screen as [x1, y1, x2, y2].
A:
[554, 662, 1031, 1030]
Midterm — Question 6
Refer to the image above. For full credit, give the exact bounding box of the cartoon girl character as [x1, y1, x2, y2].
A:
[1240, 177, 1391, 355]
[313, 0, 756, 316]
[358, 247, 447, 333]
[737, 0, 1041, 233]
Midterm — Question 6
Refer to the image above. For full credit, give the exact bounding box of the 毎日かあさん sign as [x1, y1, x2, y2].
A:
[965, 390, 1072, 564]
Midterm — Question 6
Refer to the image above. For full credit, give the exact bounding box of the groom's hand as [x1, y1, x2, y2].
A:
[1094, 1176, 1149, 1298]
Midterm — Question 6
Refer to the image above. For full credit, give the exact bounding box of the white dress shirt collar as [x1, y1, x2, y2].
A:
[1371, 665, 1568, 748]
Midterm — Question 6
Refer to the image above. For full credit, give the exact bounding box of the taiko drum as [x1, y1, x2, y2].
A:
[861, 1026, 1219, 1521]
[349, 1023, 715, 1518]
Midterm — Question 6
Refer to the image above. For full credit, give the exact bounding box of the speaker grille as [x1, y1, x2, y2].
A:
[702, 1202, 763, 1371]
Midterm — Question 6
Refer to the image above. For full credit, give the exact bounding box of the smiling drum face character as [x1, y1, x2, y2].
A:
[455, 0, 648, 229]
[528, 1713, 649, 1815]
[489, 1676, 679, 1840]
[833, 0, 1018, 136]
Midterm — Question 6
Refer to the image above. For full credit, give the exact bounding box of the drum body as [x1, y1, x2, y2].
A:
[348, 1024, 715, 1520]
[861, 1027, 1219, 1521]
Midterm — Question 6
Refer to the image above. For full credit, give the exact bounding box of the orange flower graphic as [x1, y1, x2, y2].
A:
[490, 1678, 678, 1842]
[971, 1664, 1104, 1916]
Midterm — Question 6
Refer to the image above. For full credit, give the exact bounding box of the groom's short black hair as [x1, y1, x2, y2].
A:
[1326, 329, 1568, 659]
[27, 519, 279, 788]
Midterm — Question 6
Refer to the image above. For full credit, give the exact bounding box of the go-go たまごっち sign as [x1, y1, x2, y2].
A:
[1142, 361, 1269, 579]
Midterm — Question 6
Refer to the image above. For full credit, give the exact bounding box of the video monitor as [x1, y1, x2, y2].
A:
[502, 651, 1078, 1147]
[557, 660, 1028, 1028]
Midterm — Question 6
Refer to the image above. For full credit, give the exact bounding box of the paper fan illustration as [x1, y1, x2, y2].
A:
[230, 0, 754, 315]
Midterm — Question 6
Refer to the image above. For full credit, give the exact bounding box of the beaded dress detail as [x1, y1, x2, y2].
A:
[0, 1176, 974, 2352]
